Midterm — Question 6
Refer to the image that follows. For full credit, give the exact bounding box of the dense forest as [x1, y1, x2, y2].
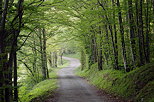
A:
[0, 0, 154, 102]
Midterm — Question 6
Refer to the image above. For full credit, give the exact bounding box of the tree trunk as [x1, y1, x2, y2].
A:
[117, 0, 129, 72]
[89, 36, 95, 67]
[32, 33, 37, 73]
[138, 0, 146, 65]
[13, 47, 18, 102]
[108, 24, 118, 70]
[39, 29, 46, 80]
[104, 25, 110, 65]
[54, 52, 58, 67]
[0, 38, 5, 102]
[128, 0, 136, 68]
[0, 0, 3, 99]
[112, 0, 119, 70]
[49, 52, 53, 67]
[60, 51, 63, 65]
[42, 28, 49, 78]
[145, 0, 150, 63]
[81, 50, 86, 70]
[0, 1, 10, 101]
[97, 26, 103, 70]
[98, 47, 103, 70]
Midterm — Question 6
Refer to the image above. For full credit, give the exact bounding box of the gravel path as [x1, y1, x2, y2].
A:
[54, 57, 124, 102]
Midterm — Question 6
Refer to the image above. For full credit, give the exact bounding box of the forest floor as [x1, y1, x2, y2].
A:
[45, 57, 126, 102]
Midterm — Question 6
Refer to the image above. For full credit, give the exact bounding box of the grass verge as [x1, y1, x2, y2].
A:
[19, 59, 69, 102]
[76, 63, 154, 102]
[19, 77, 57, 102]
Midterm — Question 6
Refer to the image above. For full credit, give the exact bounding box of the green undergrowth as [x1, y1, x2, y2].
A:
[76, 63, 154, 102]
[19, 59, 69, 102]
[19, 77, 57, 102]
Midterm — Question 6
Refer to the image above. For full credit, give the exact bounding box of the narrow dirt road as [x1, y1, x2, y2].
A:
[54, 57, 123, 102]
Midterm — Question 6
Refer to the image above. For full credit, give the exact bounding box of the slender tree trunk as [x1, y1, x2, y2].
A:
[52, 52, 55, 67]
[81, 50, 86, 70]
[0, 3, 2, 100]
[89, 36, 95, 66]
[137, 0, 146, 65]
[54, 52, 58, 67]
[145, 0, 150, 63]
[104, 25, 110, 65]
[5, 51, 13, 102]
[117, 0, 129, 71]
[60, 52, 63, 65]
[108, 25, 118, 70]
[13, 47, 18, 102]
[112, 0, 119, 70]
[91, 32, 98, 63]
[113, 23, 118, 69]
[42, 28, 49, 78]
[98, 46, 103, 70]
[0, 29, 4, 102]
[97, 26, 103, 70]
[49, 52, 53, 67]
[128, 0, 136, 68]
[32, 33, 37, 73]
[39, 29, 46, 80]
[0, 39, 5, 102]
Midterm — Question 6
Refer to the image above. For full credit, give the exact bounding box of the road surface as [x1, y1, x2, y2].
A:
[54, 57, 123, 102]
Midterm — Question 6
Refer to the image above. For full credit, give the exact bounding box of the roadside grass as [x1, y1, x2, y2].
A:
[19, 59, 69, 102]
[76, 63, 154, 102]
[19, 77, 57, 102]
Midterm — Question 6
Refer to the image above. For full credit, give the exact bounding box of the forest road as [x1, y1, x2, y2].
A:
[54, 57, 122, 102]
